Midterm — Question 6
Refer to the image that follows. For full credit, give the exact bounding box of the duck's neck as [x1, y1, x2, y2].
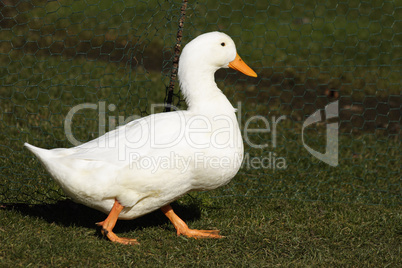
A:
[179, 69, 235, 115]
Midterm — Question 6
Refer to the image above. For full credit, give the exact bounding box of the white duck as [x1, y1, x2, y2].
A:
[24, 31, 257, 245]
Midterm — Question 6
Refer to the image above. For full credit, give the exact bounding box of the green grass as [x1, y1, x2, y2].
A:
[1, 0, 400, 97]
[0, 195, 400, 266]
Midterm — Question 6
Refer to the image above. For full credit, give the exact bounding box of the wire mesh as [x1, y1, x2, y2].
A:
[0, 0, 400, 205]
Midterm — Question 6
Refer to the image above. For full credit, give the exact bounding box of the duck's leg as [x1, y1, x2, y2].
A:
[161, 204, 223, 239]
[96, 199, 139, 245]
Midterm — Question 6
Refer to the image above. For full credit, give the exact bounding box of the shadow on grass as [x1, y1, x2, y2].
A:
[1, 199, 202, 238]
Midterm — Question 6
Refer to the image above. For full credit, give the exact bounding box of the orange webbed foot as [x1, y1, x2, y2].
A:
[161, 204, 224, 239]
[96, 200, 139, 245]
[96, 221, 139, 245]
[177, 228, 223, 239]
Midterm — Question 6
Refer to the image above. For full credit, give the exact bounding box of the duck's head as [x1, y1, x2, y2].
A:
[178, 32, 257, 81]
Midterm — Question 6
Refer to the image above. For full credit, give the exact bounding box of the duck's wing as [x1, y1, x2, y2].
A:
[65, 110, 193, 165]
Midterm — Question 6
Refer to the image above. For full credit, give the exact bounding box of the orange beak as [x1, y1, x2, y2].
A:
[228, 53, 257, 77]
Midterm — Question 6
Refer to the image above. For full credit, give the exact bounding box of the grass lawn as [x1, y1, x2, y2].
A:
[0, 195, 400, 266]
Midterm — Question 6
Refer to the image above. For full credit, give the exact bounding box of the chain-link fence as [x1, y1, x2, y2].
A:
[0, 0, 400, 205]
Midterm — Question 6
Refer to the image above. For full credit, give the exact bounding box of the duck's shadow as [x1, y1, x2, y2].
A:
[2, 199, 202, 237]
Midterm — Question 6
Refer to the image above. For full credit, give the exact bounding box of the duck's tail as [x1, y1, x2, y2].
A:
[24, 143, 78, 200]
[24, 143, 54, 161]
[24, 142, 72, 184]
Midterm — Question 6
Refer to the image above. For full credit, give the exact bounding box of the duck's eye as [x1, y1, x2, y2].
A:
[221, 42, 225, 47]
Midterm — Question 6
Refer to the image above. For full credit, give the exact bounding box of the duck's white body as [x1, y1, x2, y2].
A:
[25, 32, 255, 220]
[25, 105, 243, 219]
